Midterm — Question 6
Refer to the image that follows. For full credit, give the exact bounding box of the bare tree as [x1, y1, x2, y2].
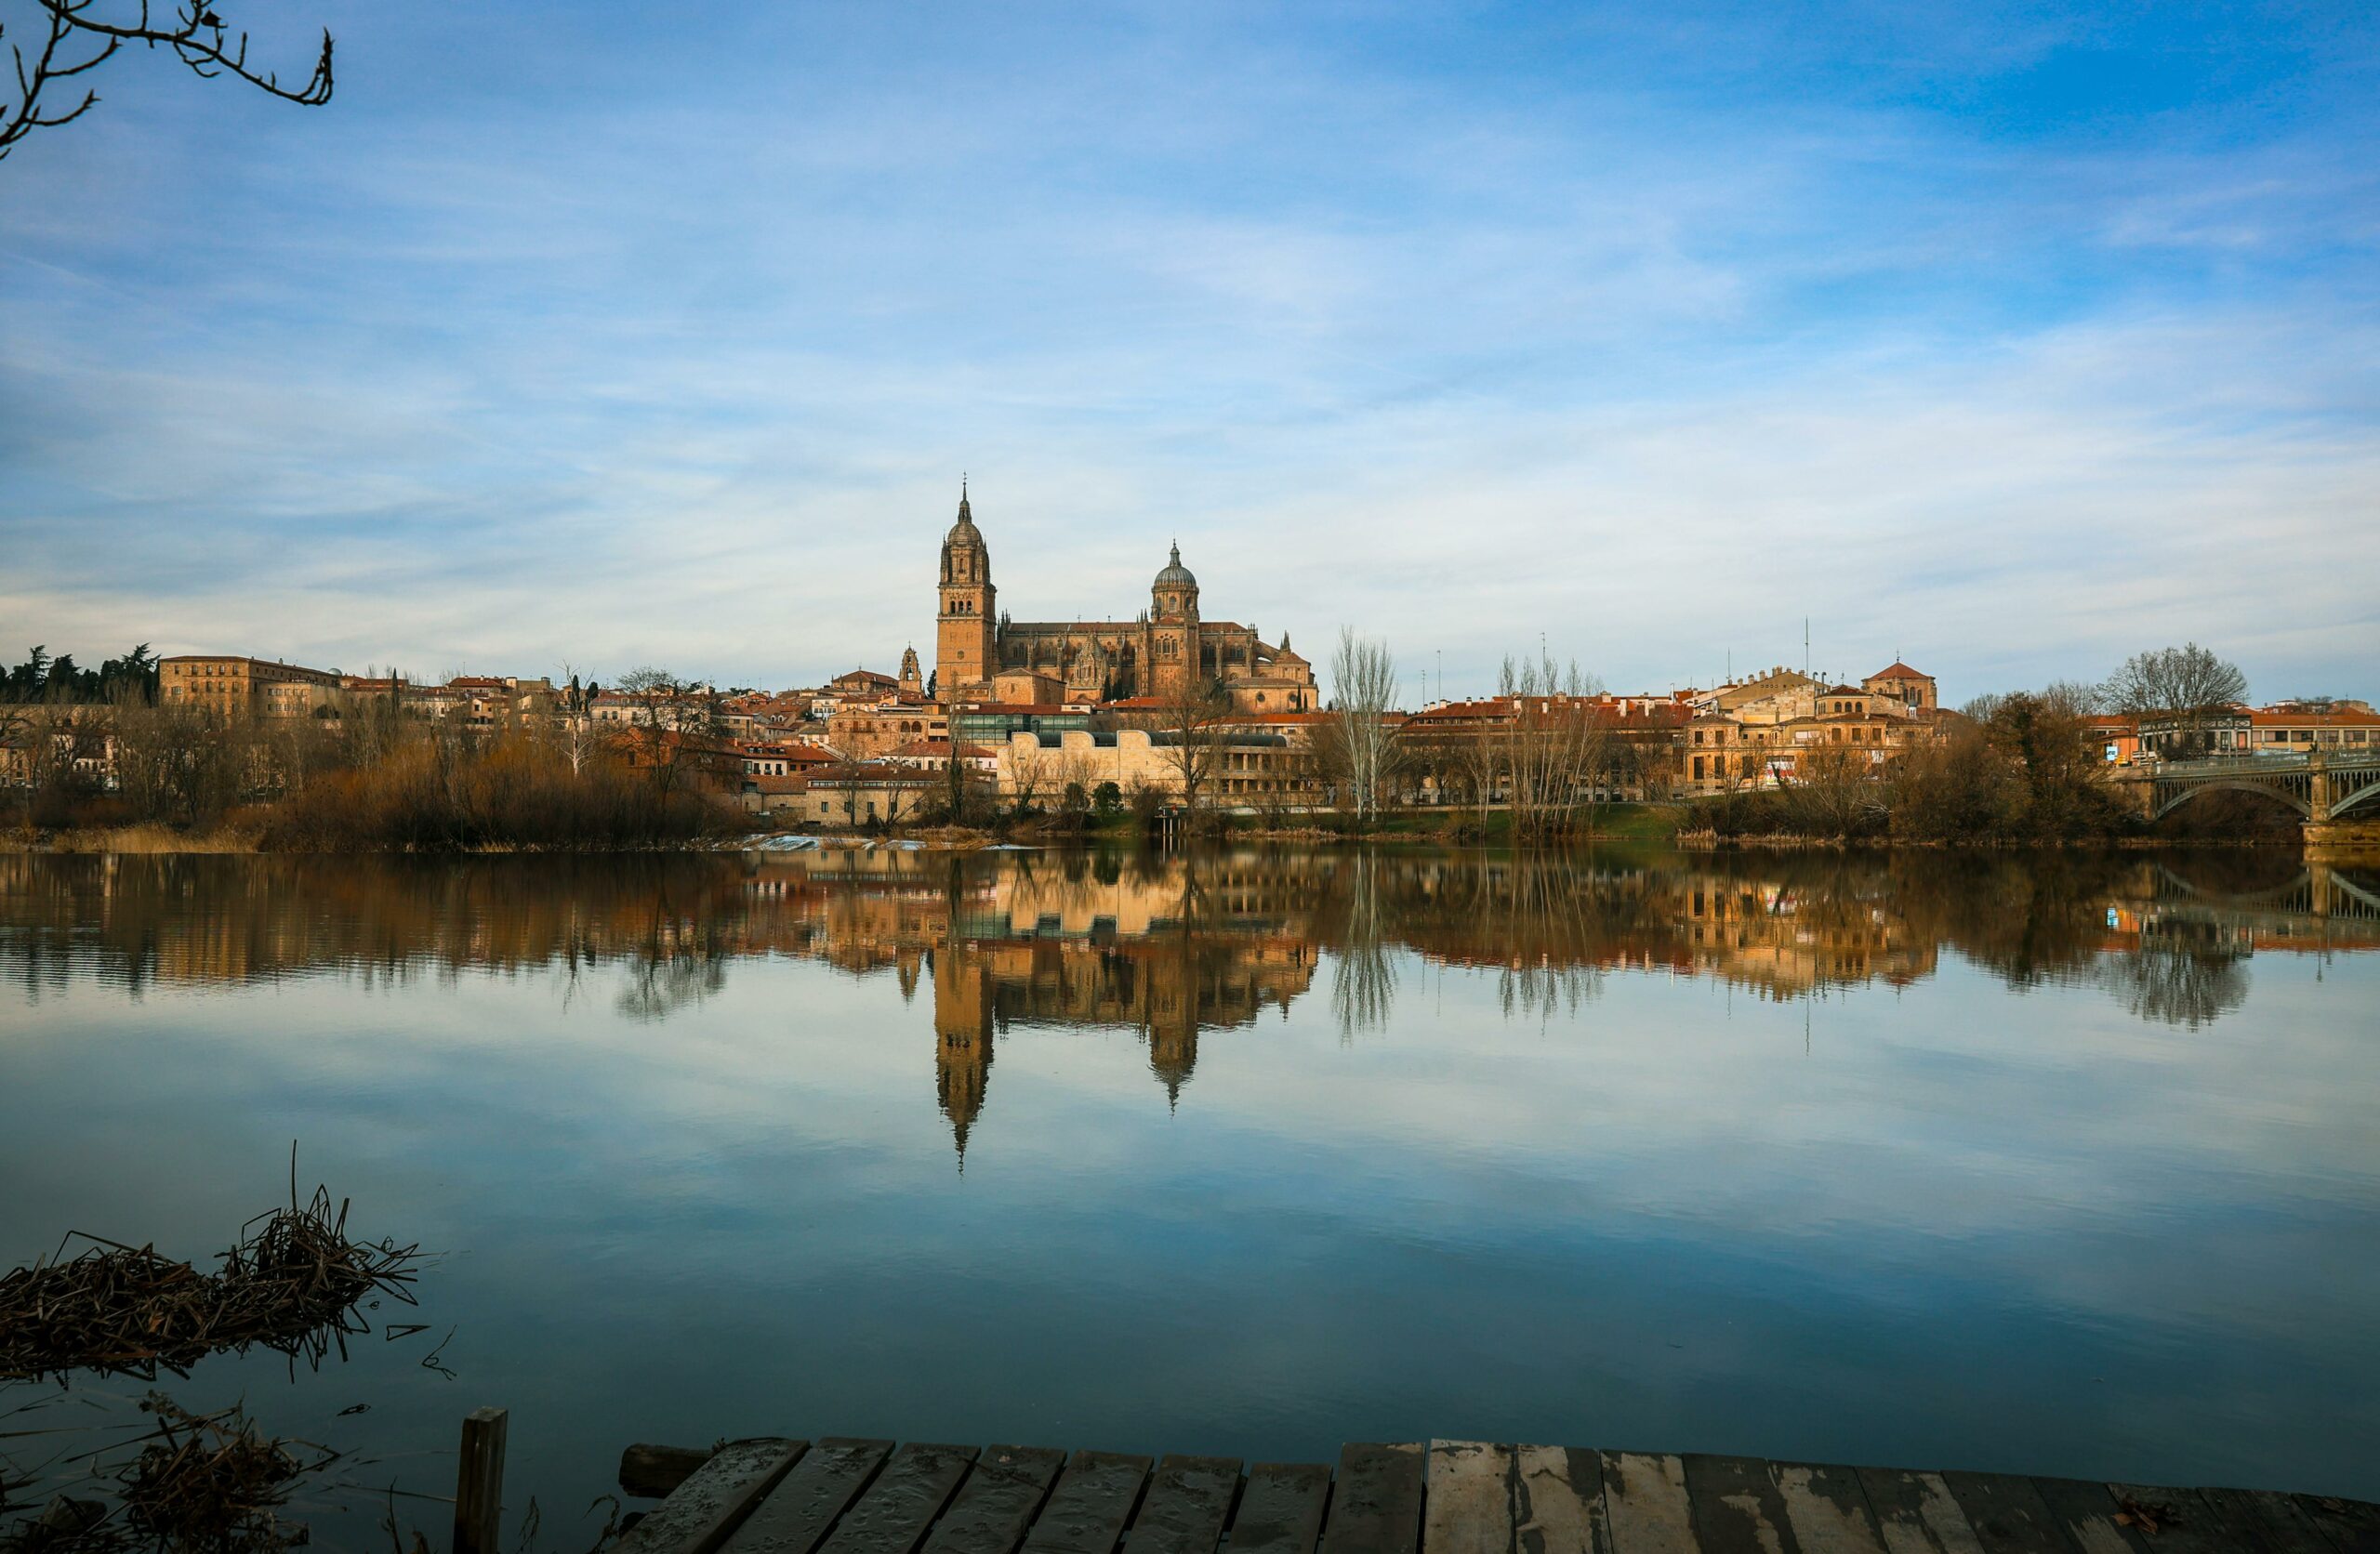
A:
[1123, 678, 1233, 815]
[1006, 735, 1052, 816]
[549, 664, 604, 777]
[2103, 643, 2247, 758]
[1494, 651, 1609, 841]
[941, 733, 985, 824]
[615, 666, 728, 799]
[108, 688, 250, 827]
[1329, 626, 1399, 823]
[1777, 744, 1887, 836]
[3, 0, 333, 160]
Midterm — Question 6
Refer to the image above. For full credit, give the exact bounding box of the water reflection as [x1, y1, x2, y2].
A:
[5, 849, 2375, 1068]
[3, 847, 2377, 1509]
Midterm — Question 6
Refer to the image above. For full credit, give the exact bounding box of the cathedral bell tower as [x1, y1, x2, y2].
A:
[936, 482, 997, 701]
[1149, 541, 1200, 696]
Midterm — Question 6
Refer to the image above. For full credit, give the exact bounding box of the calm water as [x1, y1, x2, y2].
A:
[3, 847, 2378, 1544]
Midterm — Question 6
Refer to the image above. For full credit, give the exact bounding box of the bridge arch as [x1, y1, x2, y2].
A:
[2150, 780, 2309, 822]
[2331, 772, 2380, 820]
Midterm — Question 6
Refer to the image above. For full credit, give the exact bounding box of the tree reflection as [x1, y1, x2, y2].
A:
[3, 848, 2371, 1061]
[1329, 851, 1397, 1038]
[2096, 943, 2252, 1031]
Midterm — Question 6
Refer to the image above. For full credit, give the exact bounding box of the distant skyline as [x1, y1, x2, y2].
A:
[3, 1, 2375, 705]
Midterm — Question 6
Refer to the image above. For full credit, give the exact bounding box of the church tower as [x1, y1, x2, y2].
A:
[936, 484, 997, 701]
[1149, 542, 1201, 697]
[932, 942, 995, 1165]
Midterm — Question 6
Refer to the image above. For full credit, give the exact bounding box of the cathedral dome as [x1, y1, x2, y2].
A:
[1153, 542, 1197, 590]
[945, 490, 983, 547]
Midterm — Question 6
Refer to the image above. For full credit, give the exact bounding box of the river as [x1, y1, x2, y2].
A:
[2, 846, 2375, 1547]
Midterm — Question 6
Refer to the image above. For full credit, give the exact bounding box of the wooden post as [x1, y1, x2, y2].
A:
[454, 1407, 508, 1554]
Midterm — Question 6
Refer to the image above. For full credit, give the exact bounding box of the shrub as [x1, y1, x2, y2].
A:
[255, 736, 737, 851]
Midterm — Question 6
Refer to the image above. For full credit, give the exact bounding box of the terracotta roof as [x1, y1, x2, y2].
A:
[888, 738, 998, 759]
[1397, 696, 1688, 729]
[1867, 663, 1931, 681]
[745, 741, 839, 763]
[2248, 706, 2380, 727]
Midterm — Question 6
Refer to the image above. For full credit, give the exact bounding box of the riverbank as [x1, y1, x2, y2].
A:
[2, 799, 2316, 855]
[1, 823, 262, 853]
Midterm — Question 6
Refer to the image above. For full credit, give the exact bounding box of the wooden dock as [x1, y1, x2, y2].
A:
[606, 1437, 2380, 1554]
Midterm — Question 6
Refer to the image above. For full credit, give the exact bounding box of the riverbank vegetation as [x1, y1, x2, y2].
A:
[1693, 683, 2294, 845]
[7, 668, 743, 851]
[2, 1168, 422, 1554]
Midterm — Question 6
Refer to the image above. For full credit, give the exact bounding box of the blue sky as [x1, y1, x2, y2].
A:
[3, 0, 2375, 701]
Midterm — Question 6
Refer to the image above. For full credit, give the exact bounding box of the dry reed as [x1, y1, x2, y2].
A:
[0, 1187, 418, 1385]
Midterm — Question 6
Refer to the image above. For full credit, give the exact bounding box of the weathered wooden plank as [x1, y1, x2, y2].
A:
[1124, 1455, 1241, 1554]
[2026, 1480, 2144, 1554]
[2294, 1494, 2380, 1554]
[1937, 1474, 2066, 1554]
[1020, 1450, 1153, 1554]
[721, 1439, 895, 1554]
[1685, 1455, 1803, 1554]
[817, 1443, 979, 1554]
[1513, 1446, 1606, 1554]
[1425, 1441, 1515, 1554]
[625, 1445, 723, 1501]
[1853, 1469, 1985, 1554]
[1323, 1437, 1408, 1551]
[919, 1446, 1067, 1554]
[1769, 1464, 1888, 1554]
[2196, 1486, 2337, 1554]
[1321, 1443, 1427, 1554]
[1226, 1464, 1331, 1554]
[1594, 1453, 1695, 1554]
[2098, 1486, 2224, 1554]
[616, 1439, 810, 1554]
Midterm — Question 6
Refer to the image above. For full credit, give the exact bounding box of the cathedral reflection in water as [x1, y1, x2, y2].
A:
[5, 847, 2377, 1157]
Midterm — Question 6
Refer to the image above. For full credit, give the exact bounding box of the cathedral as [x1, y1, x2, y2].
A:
[934, 487, 1317, 710]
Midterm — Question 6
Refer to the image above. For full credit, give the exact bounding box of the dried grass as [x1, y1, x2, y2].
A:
[115, 1397, 327, 1554]
[0, 1185, 418, 1385]
[1, 828, 258, 857]
[0, 1396, 339, 1554]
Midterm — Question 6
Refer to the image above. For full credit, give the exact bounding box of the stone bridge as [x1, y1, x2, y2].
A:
[2112, 749, 2380, 838]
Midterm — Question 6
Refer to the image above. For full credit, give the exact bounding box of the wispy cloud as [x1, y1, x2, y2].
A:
[2, 0, 2373, 698]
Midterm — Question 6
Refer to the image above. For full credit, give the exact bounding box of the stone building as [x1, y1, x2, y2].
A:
[1863, 662, 1938, 711]
[933, 488, 1316, 712]
[159, 655, 339, 717]
[1680, 661, 1946, 792]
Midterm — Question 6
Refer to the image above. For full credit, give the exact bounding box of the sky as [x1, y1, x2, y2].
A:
[2, 0, 2376, 704]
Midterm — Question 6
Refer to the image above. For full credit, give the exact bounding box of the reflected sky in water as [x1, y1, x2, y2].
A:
[1, 847, 2376, 1546]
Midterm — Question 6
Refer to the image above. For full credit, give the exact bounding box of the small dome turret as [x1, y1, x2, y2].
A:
[1153, 541, 1197, 590]
[940, 481, 989, 585]
[945, 481, 983, 547]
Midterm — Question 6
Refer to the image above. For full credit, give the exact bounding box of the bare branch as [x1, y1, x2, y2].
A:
[2, 0, 330, 160]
